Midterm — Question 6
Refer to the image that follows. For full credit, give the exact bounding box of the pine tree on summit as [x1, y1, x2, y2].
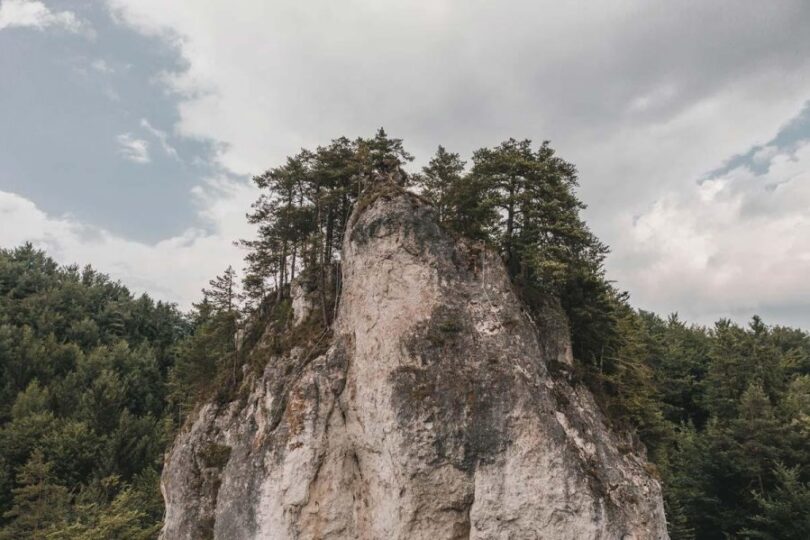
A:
[468, 138, 607, 288]
[415, 145, 466, 225]
[357, 127, 413, 186]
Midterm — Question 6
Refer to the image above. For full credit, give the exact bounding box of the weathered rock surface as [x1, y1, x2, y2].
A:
[160, 188, 669, 539]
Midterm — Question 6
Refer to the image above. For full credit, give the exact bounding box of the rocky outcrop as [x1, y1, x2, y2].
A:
[160, 187, 669, 539]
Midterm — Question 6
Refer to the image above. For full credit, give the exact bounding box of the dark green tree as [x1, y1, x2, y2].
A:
[0, 449, 69, 539]
[203, 266, 240, 314]
[356, 127, 413, 184]
[415, 145, 466, 224]
[743, 463, 810, 540]
[0, 246, 187, 535]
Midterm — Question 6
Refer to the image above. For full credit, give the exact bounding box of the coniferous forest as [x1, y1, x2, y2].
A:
[2, 131, 810, 539]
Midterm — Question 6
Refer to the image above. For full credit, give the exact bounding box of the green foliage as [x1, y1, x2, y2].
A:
[48, 474, 161, 540]
[167, 300, 240, 416]
[412, 145, 468, 226]
[0, 245, 188, 536]
[11, 380, 49, 419]
[600, 306, 670, 456]
[636, 316, 810, 539]
[241, 129, 414, 320]
[356, 127, 414, 180]
[742, 463, 810, 539]
[415, 139, 613, 366]
[0, 449, 69, 539]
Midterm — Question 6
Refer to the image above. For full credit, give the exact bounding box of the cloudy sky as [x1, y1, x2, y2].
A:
[2, 0, 810, 327]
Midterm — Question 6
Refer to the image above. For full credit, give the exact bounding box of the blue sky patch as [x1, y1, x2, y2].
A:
[0, 0, 222, 242]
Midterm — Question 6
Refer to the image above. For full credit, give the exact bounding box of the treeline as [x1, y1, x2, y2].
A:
[632, 313, 810, 539]
[0, 244, 189, 538]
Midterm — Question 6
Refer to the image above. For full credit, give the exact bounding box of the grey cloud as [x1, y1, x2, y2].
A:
[104, 0, 810, 327]
[4, 0, 810, 326]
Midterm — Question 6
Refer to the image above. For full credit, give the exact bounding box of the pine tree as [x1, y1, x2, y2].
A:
[743, 463, 810, 540]
[48, 475, 159, 540]
[470, 138, 534, 271]
[466, 138, 615, 366]
[10, 380, 49, 420]
[245, 152, 318, 305]
[357, 128, 413, 185]
[1, 449, 69, 539]
[604, 306, 670, 455]
[203, 266, 239, 314]
[415, 145, 466, 224]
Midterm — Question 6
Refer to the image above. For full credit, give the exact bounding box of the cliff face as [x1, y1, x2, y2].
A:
[160, 189, 669, 539]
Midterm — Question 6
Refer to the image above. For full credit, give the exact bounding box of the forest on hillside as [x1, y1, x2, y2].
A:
[2, 131, 810, 539]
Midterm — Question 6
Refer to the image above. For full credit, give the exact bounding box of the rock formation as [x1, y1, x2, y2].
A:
[160, 186, 669, 539]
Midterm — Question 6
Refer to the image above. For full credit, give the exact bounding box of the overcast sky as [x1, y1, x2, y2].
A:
[2, 0, 810, 328]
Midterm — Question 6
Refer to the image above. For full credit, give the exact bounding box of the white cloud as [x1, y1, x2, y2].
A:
[116, 133, 150, 163]
[0, 179, 257, 308]
[99, 0, 810, 326]
[0, 0, 90, 34]
[613, 139, 810, 324]
[140, 118, 179, 159]
[0, 0, 804, 325]
[91, 59, 114, 74]
[103, 1, 810, 178]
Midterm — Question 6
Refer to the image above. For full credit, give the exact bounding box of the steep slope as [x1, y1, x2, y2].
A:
[160, 187, 668, 539]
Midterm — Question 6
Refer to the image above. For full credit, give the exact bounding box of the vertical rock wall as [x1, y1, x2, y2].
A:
[160, 189, 669, 539]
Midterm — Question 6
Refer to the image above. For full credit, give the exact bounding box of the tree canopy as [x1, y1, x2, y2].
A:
[0, 244, 188, 537]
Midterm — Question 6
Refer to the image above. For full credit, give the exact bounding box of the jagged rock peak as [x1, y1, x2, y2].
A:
[160, 186, 669, 539]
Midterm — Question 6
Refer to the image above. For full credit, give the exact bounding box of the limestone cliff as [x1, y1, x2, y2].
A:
[160, 187, 669, 539]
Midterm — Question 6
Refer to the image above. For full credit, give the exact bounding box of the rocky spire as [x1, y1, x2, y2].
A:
[159, 188, 668, 539]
